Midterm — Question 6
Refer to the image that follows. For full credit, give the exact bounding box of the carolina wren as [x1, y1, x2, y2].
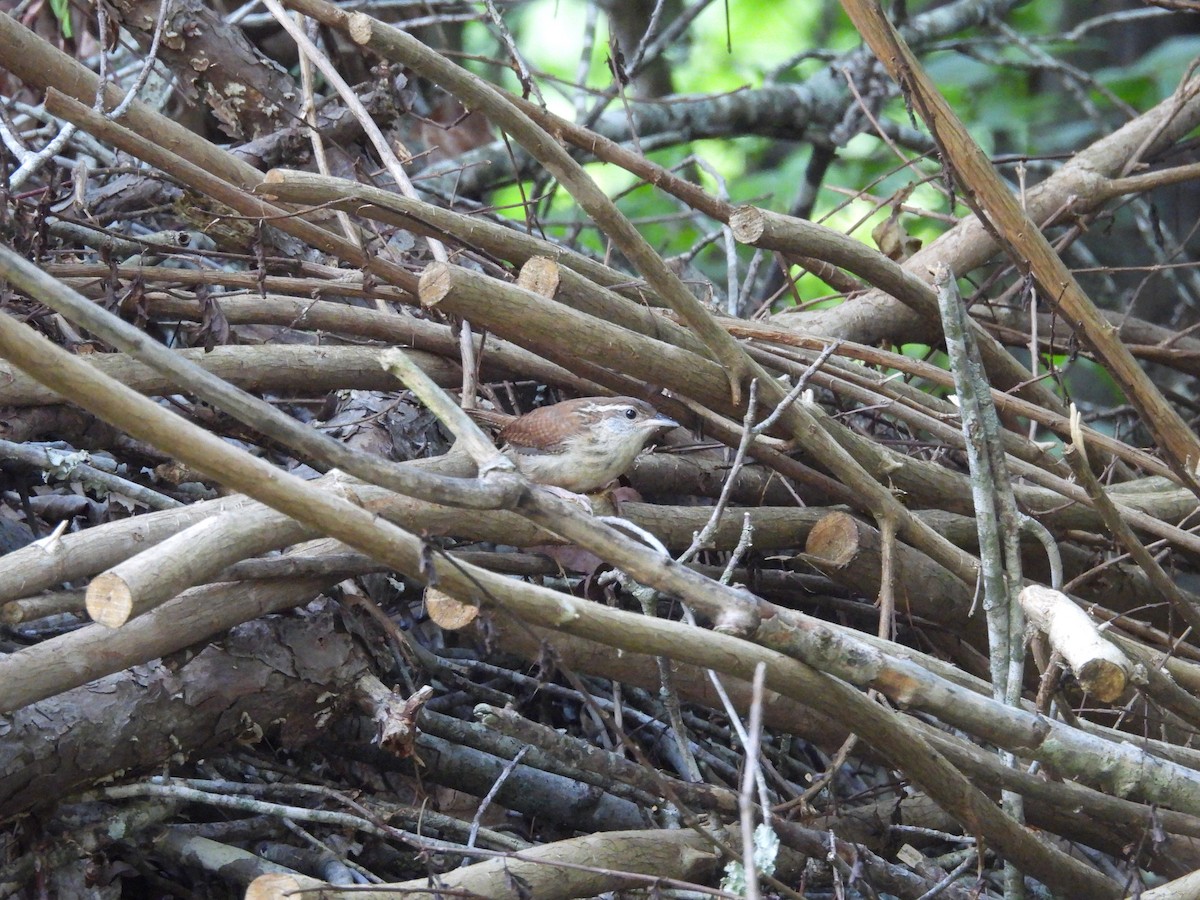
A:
[471, 396, 678, 493]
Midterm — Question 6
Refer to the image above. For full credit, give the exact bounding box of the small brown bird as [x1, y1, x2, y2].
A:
[472, 396, 678, 493]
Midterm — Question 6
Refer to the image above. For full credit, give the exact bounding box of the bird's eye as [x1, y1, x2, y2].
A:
[624, 408, 637, 420]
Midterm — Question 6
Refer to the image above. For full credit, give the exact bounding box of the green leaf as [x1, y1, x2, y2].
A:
[48, 0, 73, 39]
[1095, 37, 1200, 107]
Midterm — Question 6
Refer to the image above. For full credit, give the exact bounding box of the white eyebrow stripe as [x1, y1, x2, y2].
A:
[579, 402, 638, 415]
